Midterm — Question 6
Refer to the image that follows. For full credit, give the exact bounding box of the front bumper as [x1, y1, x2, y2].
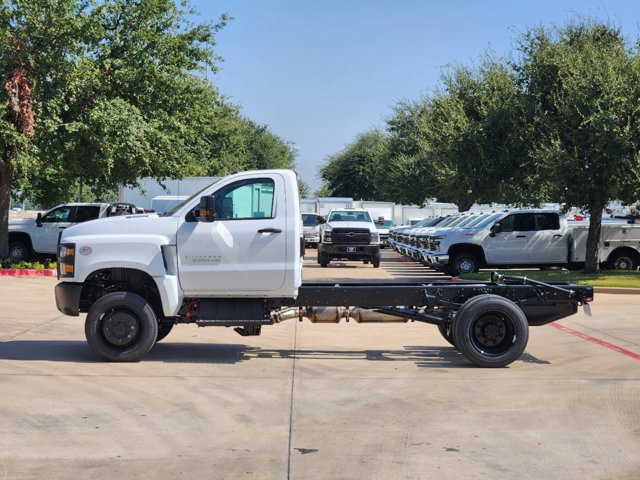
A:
[427, 253, 450, 270]
[304, 233, 320, 244]
[320, 244, 379, 258]
[55, 282, 84, 316]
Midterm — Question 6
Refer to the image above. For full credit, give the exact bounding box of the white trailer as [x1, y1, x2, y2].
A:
[355, 201, 395, 224]
[300, 199, 318, 214]
[317, 197, 353, 217]
[120, 176, 220, 210]
[151, 195, 188, 214]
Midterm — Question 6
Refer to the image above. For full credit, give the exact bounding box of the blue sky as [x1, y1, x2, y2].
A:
[191, 0, 639, 192]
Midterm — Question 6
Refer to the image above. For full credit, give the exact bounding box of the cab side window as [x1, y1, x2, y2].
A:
[213, 178, 275, 220]
[42, 206, 74, 223]
[500, 214, 535, 232]
[75, 206, 101, 223]
[533, 213, 560, 230]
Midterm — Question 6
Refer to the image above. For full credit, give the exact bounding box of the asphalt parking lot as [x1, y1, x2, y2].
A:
[1, 250, 639, 480]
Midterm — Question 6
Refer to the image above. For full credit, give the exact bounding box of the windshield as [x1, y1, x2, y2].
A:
[329, 210, 372, 222]
[473, 212, 503, 229]
[439, 215, 467, 227]
[375, 220, 394, 229]
[463, 214, 491, 228]
[302, 214, 318, 226]
[163, 180, 221, 216]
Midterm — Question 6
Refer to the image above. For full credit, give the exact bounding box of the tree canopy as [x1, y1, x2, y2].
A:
[318, 129, 389, 200]
[320, 18, 640, 272]
[1, 0, 300, 260]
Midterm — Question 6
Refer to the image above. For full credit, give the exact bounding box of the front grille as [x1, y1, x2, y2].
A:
[332, 228, 371, 244]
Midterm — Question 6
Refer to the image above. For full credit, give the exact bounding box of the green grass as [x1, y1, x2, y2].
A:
[459, 270, 640, 288]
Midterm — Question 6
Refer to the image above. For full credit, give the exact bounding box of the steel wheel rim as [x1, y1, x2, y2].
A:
[614, 256, 633, 270]
[100, 309, 141, 348]
[470, 313, 515, 356]
[458, 258, 475, 274]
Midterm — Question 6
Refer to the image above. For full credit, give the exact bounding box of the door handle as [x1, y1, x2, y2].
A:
[553, 234, 562, 238]
[516, 235, 527, 238]
[258, 228, 282, 234]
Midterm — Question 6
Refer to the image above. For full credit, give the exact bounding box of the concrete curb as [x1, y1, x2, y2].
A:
[0, 269, 57, 277]
[594, 287, 640, 295]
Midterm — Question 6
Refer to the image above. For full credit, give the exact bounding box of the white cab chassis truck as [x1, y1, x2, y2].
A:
[54, 170, 593, 367]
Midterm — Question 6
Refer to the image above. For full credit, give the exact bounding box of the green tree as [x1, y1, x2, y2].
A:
[518, 20, 640, 272]
[1, 0, 228, 259]
[383, 58, 528, 211]
[319, 129, 389, 200]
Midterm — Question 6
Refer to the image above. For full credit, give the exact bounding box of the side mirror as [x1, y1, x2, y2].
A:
[316, 216, 326, 225]
[36, 213, 43, 227]
[489, 223, 502, 237]
[194, 196, 215, 223]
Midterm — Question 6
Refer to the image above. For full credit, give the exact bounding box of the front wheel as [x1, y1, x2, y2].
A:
[372, 252, 381, 268]
[450, 253, 479, 276]
[9, 240, 31, 262]
[452, 294, 529, 368]
[85, 292, 158, 362]
[156, 321, 175, 342]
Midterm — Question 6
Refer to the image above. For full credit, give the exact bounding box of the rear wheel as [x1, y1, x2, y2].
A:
[608, 251, 639, 271]
[85, 292, 158, 362]
[453, 294, 529, 368]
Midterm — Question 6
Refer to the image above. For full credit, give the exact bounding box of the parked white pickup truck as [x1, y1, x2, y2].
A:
[54, 169, 593, 367]
[422, 210, 640, 275]
[8, 202, 143, 262]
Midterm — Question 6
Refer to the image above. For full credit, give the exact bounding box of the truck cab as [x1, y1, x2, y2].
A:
[317, 208, 381, 267]
[55, 170, 303, 318]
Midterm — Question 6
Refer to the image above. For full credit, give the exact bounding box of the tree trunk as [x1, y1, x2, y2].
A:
[584, 200, 604, 273]
[0, 157, 13, 261]
[457, 198, 475, 213]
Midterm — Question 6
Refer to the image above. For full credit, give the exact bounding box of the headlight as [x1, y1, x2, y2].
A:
[58, 242, 76, 278]
[370, 232, 379, 244]
[323, 230, 332, 243]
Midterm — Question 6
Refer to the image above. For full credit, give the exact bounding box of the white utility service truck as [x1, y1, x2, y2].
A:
[54, 170, 593, 367]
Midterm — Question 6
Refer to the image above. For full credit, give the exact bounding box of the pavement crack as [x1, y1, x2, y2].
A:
[286, 319, 298, 480]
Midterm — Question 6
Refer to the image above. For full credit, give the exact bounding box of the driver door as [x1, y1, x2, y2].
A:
[31, 205, 76, 254]
[177, 174, 288, 294]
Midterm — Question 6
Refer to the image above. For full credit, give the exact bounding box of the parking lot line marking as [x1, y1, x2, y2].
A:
[550, 322, 640, 361]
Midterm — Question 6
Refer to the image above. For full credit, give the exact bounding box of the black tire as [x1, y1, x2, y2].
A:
[8, 240, 31, 262]
[452, 294, 529, 368]
[372, 252, 381, 268]
[85, 292, 158, 362]
[363, 258, 370, 264]
[156, 321, 175, 342]
[320, 252, 329, 268]
[608, 251, 639, 271]
[450, 253, 479, 276]
[437, 321, 456, 347]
